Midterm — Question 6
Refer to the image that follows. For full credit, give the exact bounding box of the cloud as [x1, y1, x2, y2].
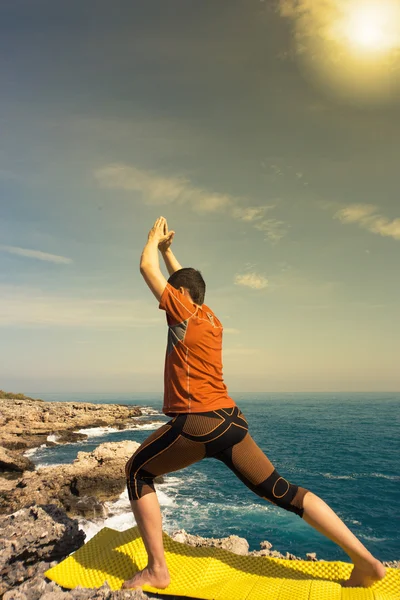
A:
[0, 245, 72, 264]
[253, 218, 288, 243]
[234, 272, 269, 290]
[334, 204, 400, 240]
[0, 285, 162, 328]
[334, 204, 377, 223]
[94, 163, 233, 213]
[278, 0, 333, 21]
[223, 327, 240, 334]
[94, 163, 288, 241]
[232, 205, 288, 241]
[231, 205, 275, 222]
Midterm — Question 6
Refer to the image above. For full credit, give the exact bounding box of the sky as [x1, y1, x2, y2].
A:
[0, 0, 399, 394]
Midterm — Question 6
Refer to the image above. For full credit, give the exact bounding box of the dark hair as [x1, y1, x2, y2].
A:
[168, 268, 206, 305]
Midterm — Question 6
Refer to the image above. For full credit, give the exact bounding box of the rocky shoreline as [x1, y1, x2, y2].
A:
[0, 393, 143, 456]
[0, 440, 143, 517]
[1, 503, 399, 600]
[0, 392, 398, 599]
[0, 394, 164, 518]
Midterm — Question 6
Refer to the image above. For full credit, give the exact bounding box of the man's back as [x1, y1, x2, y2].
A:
[159, 283, 236, 415]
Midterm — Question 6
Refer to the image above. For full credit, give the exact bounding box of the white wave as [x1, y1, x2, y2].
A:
[322, 473, 354, 480]
[359, 535, 387, 542]
[78, 482, 177, 542]
[350, 520, 361, 525]
[159, 476, 181, 488]
[79, 520, 104, 542]
[133, 422, 164, 431]
[157, 489, 177, 508]
[76, 426, 124, 437]
[197, 501, 271, 514]
[369, 472, 400, 481]
[80, 511, 136, 543]
[140, 407, 163, 416]
[76, 421, 163, 438]
[47, 434, 59, 443]
[24, 444, 46, 458]
[322, 471, 399, 482]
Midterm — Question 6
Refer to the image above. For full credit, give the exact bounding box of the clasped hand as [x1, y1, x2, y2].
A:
[147, 216, 175, 252]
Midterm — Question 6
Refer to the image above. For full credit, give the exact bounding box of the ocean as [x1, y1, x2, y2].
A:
[25, 392, 400, 563]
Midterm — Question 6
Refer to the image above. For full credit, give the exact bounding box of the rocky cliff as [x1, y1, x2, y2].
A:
[0, 396, 143, 455]
[0, 440, 141, 517]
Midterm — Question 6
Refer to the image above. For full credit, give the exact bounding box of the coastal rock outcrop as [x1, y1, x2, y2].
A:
[0, 504, 85, 596]
[0, 441, 141, 516]
[171, 529, 250, 555]
[170, 529, 303, 560]
[3, 581, 149, 599]
[0, 446, 35, 473]
[0, 397, 143, 456]
[0, 503, 149, 600]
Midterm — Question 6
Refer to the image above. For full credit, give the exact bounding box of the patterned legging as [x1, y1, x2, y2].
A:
[125, 406, 308, 517]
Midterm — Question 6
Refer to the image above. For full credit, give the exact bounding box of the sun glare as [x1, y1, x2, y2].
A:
[293, 0, 400, 106]
[342, 1, 400, 53]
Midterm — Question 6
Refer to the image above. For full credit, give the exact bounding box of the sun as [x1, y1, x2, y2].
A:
[338, 1, 400, 54]
[347, 6, 388, 50]
[292, 0, 400, 105]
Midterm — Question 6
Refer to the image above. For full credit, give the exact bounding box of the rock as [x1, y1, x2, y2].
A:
[171, 529, 249, 555]
[3, 580, 149, 599]
[260, 540, 273, 550]
[0, 398, 143, 457]
[218, 535, 249, 555]
[0, 504, 85, 596]
[0, 441, 140, 516]
[0, 433, 49, 452]
[0, 446, 35, 472]
[249, 548, 285, 558]
[4, 581, 149, 599]
[383, 560, 400, 569]
[0, 472, 21, 493]
[270, 550, 285, 558]
[306, 552, 317, 561]
[53, 431, 88, 444]
[2, 563, 55, 600]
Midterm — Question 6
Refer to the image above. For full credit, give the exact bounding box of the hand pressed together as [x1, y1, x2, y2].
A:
[147, 216, 175, 251]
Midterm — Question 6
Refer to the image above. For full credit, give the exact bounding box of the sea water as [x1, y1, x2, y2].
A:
[25, 392, 400, 562]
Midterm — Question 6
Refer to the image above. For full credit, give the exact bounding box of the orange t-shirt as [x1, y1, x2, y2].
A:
[158, 283, 236, 415]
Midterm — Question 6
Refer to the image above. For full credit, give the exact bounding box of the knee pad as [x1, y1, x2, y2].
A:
[257, 469, 308, 517]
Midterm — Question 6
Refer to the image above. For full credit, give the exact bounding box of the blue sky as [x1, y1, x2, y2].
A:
[0, 0, 399, 394]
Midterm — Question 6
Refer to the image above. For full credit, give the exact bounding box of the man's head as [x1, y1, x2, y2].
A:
[168, 268, 206, 306]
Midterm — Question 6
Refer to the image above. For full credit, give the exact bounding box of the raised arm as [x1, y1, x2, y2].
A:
[140, 217, 173, 301]
[160, 248, 182, 276]
[158, 219, 182, 276]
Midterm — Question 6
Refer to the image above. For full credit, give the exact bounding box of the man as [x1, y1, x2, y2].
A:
[123, 216, 386, 590]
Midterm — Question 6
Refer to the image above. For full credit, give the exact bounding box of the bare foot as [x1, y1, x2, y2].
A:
[121, 565, 170, 590]
[342, 558, 386, 588]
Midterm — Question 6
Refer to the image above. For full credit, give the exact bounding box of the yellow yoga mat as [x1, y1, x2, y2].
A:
[45, 526, 399, 599]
